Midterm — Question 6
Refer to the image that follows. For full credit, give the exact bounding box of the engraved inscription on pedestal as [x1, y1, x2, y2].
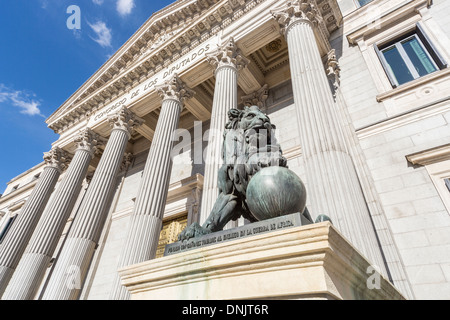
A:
[164, 212, 308, 256]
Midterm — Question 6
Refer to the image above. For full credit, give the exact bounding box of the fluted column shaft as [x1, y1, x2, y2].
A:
[110, 74, 193, 300]
[41, 108, 142, 300]
[199, 67, 237, 224]
[199, 37, 249, 224]
[2, 129, 104, 300]
[0, 148, 67, 297]
[273, 1, 387, 273]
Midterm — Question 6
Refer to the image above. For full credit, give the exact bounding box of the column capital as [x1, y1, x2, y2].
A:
[43, 147, 70, 173]
[325, 49, 341, 92]
[108, 107, 144, 138]
[73, 128, 107, 156]
[156, 73, 194, 105]
[272, 0, 321, 36]
[241, 84, 269, 111]
[206, 37, 250, 74]
[120, 153, 134, 172]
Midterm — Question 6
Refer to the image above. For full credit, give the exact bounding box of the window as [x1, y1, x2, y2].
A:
[356, 0, 374, 7]
[375, 24, 447, 88]
[406, 145, 450, 215]
[8, 184, 19, 195]
[0, 215, 16, 244]
[445, 178, 450, 193]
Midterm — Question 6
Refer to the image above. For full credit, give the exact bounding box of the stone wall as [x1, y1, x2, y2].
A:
[334, 0, 450, 299]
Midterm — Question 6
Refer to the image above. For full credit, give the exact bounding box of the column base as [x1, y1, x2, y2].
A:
[0, 265, 14, 297]
[119, 222, 405, 300]
[2, 252, 51, 300]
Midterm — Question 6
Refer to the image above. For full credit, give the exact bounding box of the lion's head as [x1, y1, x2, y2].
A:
[238, 105, 272, 132]
[225, 106, 275, 149]
[221, 105, 287, 202]
[223, 105, 285, 171]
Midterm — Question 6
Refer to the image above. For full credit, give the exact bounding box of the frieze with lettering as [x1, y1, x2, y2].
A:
[89, 39, 215, 126]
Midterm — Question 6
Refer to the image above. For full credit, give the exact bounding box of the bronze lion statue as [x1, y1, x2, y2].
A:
[178, 105, 313, 241]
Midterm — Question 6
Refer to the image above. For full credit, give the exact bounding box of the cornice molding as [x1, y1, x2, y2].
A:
[356, 96, 450, 140]
[346, 0, 431, 45]
[7, 200, 26, 213]
[0, 181, 37, 206]
[47, 0, 341, 136]
[406, 144, 450, 166]
[46, 0, 263, 135]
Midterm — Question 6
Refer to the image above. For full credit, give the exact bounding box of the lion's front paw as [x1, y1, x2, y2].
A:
[178, 223, 212, 242]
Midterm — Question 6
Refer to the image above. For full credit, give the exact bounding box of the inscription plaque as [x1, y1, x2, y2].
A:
[164, 212, 308, 256]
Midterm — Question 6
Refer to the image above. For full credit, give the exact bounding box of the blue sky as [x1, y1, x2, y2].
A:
[0, 0, 175, 193]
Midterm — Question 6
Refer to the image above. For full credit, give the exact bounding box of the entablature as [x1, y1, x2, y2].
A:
[47, 0, 342, 140]
[47, 0, 252, 135]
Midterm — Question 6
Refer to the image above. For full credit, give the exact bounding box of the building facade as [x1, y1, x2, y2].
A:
[0, 0, 449, 300]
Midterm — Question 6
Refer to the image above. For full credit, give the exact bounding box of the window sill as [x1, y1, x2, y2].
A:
[376, 67, 450, 102]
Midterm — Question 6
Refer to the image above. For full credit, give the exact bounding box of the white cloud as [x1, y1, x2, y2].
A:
[72, 28, 82, 40]
[0, 85, 9, 102]
[10, 95, 43, 116]
[0, 84, 45, 117]
[92, 0, 104, 5]
[39, 0, 49, 9]
[88, 21, 112, 48]
[116, 0, 135, 16]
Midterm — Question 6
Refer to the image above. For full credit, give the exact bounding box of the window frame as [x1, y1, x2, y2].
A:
[406, 146, 450, 215]
[355, 0, 375, 8]
[375, 23, 447, 88]
[444, 176, 450, 192]
[445, 178, 450, 193]
[428, 165, 450, 216]
[0, 215, 17, 244]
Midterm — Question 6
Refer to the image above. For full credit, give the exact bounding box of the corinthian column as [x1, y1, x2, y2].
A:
[0, 147, 68, 297]
[272, 1, 387, 274]
[2, 129, 105, 300]
[41, 108, 143, 300]
[199, 37, 249, 224]
[110, 74, 194, 300]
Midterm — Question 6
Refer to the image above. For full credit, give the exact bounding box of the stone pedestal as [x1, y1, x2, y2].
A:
[118, 222, 405, 300]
